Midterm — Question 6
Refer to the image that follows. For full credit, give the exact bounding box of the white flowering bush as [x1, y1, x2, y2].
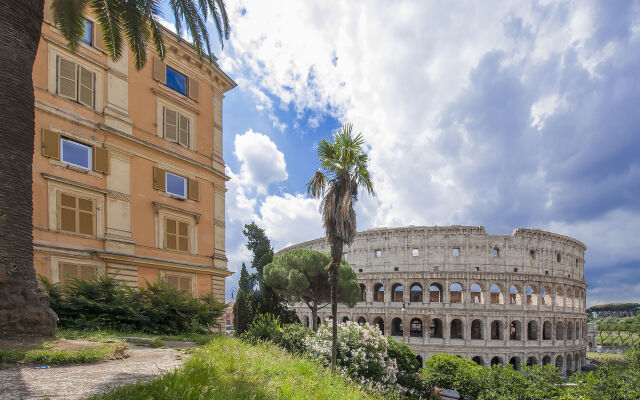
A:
[304, 320, 398, 386]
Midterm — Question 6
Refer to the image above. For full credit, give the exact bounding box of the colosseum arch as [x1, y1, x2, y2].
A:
[542, 355, 551, 365]
[450, 283, 463, 303]
[410, 318, 423, 337]
[374, 283, 384, 302]
[342, 316, 349, 322]
[510, 320, 521, 340]
[450, 319, 464, 339]
[556, 321, 565, 340]
[491, 356, 504, 366]
[359, 284, 366, 302]
[526, 356, 538, 366]
[392, 283, 404, 302]
[471, 319, 483, 339]
[528, 321, 539, 340]
[472, 356, 484, 366]
[543, 321, 552, 340]
[555, 287, 564, 307]
[555, 355, 564, 372]
[304, 316, 310, 327]
[566, 354, 573, 373]
[567, 322, 574, 340]
[509, 356, 521, 370]
[373, 317, 384, 334]
[429, 283, 443, 302]
[281, 225, 587, 371]
[470, 283, 483, 304]
[490, 284, 504, 304]
[430, 318, 443, 338]
[410, 283, 423, 302]
[392, 317, 404, 336]
[357, 316, 366, 324]
[566, 288, 574, 308]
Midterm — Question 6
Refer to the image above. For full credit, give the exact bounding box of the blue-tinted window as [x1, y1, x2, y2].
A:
[61, 138, 92, 169]
[83, 20, 93, 46]
[166, 172, 187, 198]
[166, 66, 187, 95]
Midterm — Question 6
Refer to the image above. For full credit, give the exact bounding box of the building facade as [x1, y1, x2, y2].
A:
[279, 225, 588, 374]
[32, 3, 234, 305]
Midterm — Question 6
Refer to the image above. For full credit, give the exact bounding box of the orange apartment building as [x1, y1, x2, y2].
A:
[32, 3, 235, 304]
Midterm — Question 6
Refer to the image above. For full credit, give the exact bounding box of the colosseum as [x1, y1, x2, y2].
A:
[277, 225, 588, 374]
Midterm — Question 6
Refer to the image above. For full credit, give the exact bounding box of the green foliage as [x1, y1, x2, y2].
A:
[387, 337, 419, 375]
[420, 354, 484, 399]
[40, 274, 224, 335]
[88, 336, 385, 400]
[241, 313, 283, 343]
[233, 263, 253, 334]
[1, 341, 126, 367]
[277, 323, 314, 354]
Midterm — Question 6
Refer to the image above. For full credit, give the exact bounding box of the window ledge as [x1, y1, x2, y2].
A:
[49, 159, 103, 177]
[41, 173, 108, 193]
[152, 87, 200, 114]
[152, 201, 200, 223]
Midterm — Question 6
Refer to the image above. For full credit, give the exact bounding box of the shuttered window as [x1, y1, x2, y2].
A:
[165, 218, 190, 252]
[59, 262, 98, 283]
[163, 107, 190, 147]
[56, 56, 95, 108]
[59, 193, 95, 236]
[61, 138, 92, 169]
[166, 274, 192, 295]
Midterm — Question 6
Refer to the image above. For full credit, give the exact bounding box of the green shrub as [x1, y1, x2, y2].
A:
[419, 354, 484, 399]
[40, 274, 224, 334]
[241, 313, 283, 343]
[387, 337, 419, 374]
[276, 323, 313, 354]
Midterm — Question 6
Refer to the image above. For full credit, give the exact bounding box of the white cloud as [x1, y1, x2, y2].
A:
[233, 130, 287, 195]
[259, 193, 323, 251]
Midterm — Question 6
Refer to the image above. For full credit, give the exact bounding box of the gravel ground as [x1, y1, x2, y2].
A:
[0, 345, 188, 400]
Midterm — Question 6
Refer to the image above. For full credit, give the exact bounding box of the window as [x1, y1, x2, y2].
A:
[493, 248, 499, 256]
[375, 249, 382, 258]
[56, 56, 95, 108]
[166, 172, 187, 198]
[60, 138, 92, 169]
[83, 20, 93, 46]
[165, 218, 189, 252]
[163, 107, 190, 147]
[453, 248, 460, 256]
[557, 253, 562, 262]
[59, 262, 97, 283]
[59, 193, 95, 235]
[166, 273, 192, 295]
[530, 250, 536, 259]
[412, 248, 419, 257]
[166, 66, 188, 96]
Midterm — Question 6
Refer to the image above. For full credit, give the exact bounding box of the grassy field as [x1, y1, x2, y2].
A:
[0, 340, 127, 367]
[597, 331, 640, 347]
[57, 328, 217, 345]
[587, 352, 626, 361]
[88, 336, 385, 400]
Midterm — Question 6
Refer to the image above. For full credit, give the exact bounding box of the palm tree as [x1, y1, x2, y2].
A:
[0, 0, 229, 337]
[307, 123, 375, 371]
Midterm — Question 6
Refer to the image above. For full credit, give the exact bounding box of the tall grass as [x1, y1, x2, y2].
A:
[89, 336, 384, 400]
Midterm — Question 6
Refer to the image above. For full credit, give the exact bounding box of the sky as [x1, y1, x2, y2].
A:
[162, 0, 640, 307]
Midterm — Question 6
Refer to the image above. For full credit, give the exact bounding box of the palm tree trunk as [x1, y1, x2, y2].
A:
[0, 0, 57, 337]
[311, 303, 318, 332]
[328, 239, 343, 372]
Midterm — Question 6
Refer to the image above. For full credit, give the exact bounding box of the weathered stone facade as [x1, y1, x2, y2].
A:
[278, 225, 588, 374]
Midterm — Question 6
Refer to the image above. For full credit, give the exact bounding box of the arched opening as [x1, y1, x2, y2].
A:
[555, 355, 564, 372]
[555, 287, 564, 307]
[374, 317, 384, 334]
[374, 283, 385, 302]
[510, 321, 521, 340]
[410, 318, 423, 337]
[509, 285, 520, 305]
[450, 319, 463, 339]
[359, 284, 366, 302]
[430, 318, 443, 338]
[317, 316, 321, 327]
[392, 283, 404, 302]
[567, 322, 574, 340]
[526, 357, 537, 366]
[392, 317, 403, 336]
[509, 357, 521, 370]
[416, 355, 424, 369]
[471, 319, 483, 339]
[357, 316, 366, 325]
[304, 316, 309, 327]
[410, 283, 423, 302]
[528, 321, 538, 340]
[491, 356, 503, 366]
[575, 322, 580, 340]
[470, 283, 483, 304]
[342, 316, 349, 323]
[543, 286, 552, 306]
[542, 355, 551, 365]
[490, 284, 503, 304]
[543, 321, 552, 340]
[526, 285, 538, 305]
[450, 283, 463, 303]
[491, 320, 502, 340]
[566, 288, 574, 308]
[472, 356, 484, 366]
[566, 354, 573, 373]
[429, 283, 442, 302]
[556, 322, 564, 340]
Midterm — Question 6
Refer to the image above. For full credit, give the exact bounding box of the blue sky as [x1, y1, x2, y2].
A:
[163, 0, 640, 306]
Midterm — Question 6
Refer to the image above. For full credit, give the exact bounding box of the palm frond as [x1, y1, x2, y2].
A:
[306, 170, 327, 199]
[91, 0, 123, 60]
[121, 0, 150, 70]
[148, 13, 166, 59]
[53, 0, 91, 52]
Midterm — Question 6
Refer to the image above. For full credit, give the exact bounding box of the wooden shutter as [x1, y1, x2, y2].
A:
[188, 77, 199, 101]
[78, 66, 95, 108]
[153, 56, 166, 82]
[187, 178, 199, 201]
[178, 222, 189, 252]
[80, 265, 97, 281]
[94, 24, 105, 52]
[153, 166, 166, 191]
[165, 218, 177, 250]
[93, 146, 109, 174]
[164, 108, 178, 142]
[60, 263, 78, 282]
[60, 193, 77, 233]
[178, 114, 189, 147]
[77, 197, 94, 235]
[42, 129, 60, 159]
[167, 274, 179, 288]
[179, 277, 191, 294]
[57, 56, 77, 99]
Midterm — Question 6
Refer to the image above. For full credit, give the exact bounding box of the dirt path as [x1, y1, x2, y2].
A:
[0, 345, 189, 400]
